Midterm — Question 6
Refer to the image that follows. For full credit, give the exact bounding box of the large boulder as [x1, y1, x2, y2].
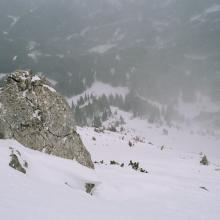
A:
[0, 70, 94, 168]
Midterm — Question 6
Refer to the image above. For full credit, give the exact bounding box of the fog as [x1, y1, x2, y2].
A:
[0, 0, 220, 130]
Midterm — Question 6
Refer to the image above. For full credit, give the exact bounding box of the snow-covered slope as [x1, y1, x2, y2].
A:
[1, 109, 220, 220]
[176, 92, 220, 120]
[67, 81, 129, 105]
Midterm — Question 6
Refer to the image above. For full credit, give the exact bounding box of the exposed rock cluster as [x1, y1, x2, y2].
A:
[0, 70, 94, 168]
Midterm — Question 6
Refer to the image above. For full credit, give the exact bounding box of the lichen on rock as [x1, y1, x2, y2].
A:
[0, 70, 94, 168]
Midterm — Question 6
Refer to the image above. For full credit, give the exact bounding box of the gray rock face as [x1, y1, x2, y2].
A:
[0, 70, 94, 168]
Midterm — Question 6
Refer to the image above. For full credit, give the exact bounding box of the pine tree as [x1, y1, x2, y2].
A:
[74, 105, 83, 125]
[120, 116, 125, 124]
[109, 94, 114, 105]
[71, 101, 75, 111]
[101, 94, 109, 107]
[102, 110, 108, 121]
[78, 96, 84, 106]
[93, 116, 102, 128]
[84, 93, 88, 102]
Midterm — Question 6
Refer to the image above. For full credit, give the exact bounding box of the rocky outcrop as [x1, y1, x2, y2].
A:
[0, 70, 94, 168]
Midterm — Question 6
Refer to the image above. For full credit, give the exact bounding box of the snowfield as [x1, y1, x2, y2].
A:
[1, 110, 220, 220]
[176, 92, 220, 120]
[67, 81, 129, 105]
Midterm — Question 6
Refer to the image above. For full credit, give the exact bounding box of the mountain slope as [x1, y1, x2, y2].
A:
[0, 0, 219, 101]
[1, 111, 220, 220]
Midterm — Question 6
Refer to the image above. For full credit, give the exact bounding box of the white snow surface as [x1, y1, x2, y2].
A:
[12, 56, 17, 61]
[28, 41, 38, 51]
[67, 81, 129, 105]
[43, 84, 56, 92]
[46, 78, 58, 86]
[205, 4, 220, 14]
[8, 15, 20, 27]
[176, 92, 220, 120]
[1, 108, 220, 220]
[88, 44, 116, 54]
[28, 50, 42, 63]
[190, 4, 220, 23]
[31, 75, 41, 82]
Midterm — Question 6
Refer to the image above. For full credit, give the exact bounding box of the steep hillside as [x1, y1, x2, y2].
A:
[1, 110, 220, 220]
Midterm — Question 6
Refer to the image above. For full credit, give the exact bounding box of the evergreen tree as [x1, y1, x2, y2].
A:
[120, 116, 125, 124]
[74, 105, 83, 126]
[101, 94, 109, 108]
[78, 96, 84, 106]
[86, 102, 94, 119]
[93, 116, 102, 128]
[102, 110, 108, 121]
[71, 101, 75, 111]
[84, 93, 88, 102]
[109, 94, 114, 105]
